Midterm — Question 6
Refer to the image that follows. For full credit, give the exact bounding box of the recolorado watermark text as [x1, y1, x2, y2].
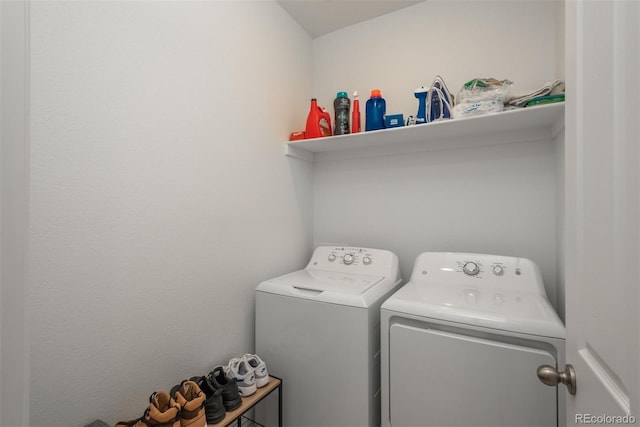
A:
[575, 413, 636, 424]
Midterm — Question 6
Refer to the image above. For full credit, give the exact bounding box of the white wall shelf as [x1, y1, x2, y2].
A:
[285, 103, 564, 162]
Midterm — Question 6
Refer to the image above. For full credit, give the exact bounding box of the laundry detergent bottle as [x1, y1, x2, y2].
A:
[305, 98, 332, 139]
[333, 91, 350, 135]
[365, 89, 386, 131]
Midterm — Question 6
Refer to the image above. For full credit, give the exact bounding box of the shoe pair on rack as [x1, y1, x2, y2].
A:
[223, 353, 269, 397]
[189, 365, 243, 424]
[114, 380, 206, 427]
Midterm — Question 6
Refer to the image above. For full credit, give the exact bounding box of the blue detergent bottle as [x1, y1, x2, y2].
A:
[365, 89, 386, 131]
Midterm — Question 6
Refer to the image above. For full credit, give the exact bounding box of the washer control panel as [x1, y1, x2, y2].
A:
[411, 252, 545, 294]
[306, 246, 400, 278]
[325, 247, 373, 267]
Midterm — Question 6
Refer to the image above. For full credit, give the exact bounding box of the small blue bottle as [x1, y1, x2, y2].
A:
[365, 89, 386, 131]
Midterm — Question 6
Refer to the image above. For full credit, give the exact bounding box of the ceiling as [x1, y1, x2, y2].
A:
[277, 0, 426, 38]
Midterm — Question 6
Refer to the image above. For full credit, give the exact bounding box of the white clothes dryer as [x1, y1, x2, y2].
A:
[256, 246, 402, 427]
[381, 252, 566, 427]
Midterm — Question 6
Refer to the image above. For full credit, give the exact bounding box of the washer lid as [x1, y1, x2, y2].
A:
[256, 269, 391, 308]
[381, 282, 565, 339]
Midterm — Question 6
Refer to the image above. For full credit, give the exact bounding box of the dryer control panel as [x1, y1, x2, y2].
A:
[409, 252, 546, 294]
[305, 246, 400, 279]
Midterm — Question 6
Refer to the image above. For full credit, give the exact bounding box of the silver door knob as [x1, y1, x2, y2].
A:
[537, 364, 577, 395]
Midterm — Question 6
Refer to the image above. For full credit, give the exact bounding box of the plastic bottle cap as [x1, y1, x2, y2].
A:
[337, 91, 348, 98]
[370, 89, 382, 98]
[353, 91, 358, 97]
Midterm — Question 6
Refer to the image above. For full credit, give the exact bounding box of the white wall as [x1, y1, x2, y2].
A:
[311, 0, 562, 306]
[1, 2, 30, 426]
[313, 142, 558, 304]
[26, 2, 312, 426]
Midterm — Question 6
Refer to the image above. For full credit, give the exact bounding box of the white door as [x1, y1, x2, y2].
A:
[563, 0, 639, 423]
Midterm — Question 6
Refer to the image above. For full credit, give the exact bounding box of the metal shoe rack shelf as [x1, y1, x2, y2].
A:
[216, 376, 282, 427]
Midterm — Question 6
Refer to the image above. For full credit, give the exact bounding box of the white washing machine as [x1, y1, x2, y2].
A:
[256, 246, 402, 427]
[381, 252, 566, 427]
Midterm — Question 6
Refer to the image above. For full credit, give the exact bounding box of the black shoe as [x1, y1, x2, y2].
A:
[189, 376, 226, 424]
[207, 366, 243, 411]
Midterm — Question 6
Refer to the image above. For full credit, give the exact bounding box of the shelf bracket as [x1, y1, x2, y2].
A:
[284, 143, 315, 162]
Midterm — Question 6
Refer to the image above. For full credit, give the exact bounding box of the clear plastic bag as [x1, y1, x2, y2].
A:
[452, 78, 512, 118]
[452, 100, 504, 117]
[457, 78, 513, 103]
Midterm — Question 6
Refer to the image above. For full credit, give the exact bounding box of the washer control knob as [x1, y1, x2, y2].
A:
[363, 256, 372, 265]
[463, 261, 480, 276]
[492, 265, 504, 276]
[343, 253, 355, 265]
[328, 253, 336, 262]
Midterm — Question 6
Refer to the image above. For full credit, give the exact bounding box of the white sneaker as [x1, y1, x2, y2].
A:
[224, 357, 256, 397]
[242, 353, 269, 388]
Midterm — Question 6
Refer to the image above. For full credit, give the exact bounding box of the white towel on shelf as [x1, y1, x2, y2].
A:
[508, 80, 565, 107]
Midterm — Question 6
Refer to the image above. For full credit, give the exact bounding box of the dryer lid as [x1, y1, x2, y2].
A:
[256, 269, 391, 307]
[381, 282, 566, 339]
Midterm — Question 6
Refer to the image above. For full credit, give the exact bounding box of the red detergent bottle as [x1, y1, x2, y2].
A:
[351, 91, 361, 133]
[305, 98, 332, 139]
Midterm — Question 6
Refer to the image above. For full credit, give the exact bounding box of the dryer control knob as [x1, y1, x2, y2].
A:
[463, 261, 480, 276]
[343, 253, 355, 265]
[492, 265, 504, 276]
[328, 253, 336, 262]
[363, 256, 372, 265]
